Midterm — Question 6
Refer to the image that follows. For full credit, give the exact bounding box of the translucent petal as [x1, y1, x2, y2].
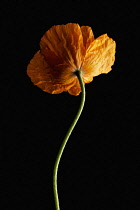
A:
[40, 23, 85, 69]
[81, 34, 116, 78]
[27, 51, 76, 94]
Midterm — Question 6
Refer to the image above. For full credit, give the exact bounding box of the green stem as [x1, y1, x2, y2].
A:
[53, 70, 86, 210]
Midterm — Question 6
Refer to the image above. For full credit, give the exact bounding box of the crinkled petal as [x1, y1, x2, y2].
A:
[40, 23, 85, 69]
[27, 50, 76, 94]
[68, 78, 81, 96]
[81, 34, 116, 78]
[80, 25, 94, 50]
[83, 76, 93, 84]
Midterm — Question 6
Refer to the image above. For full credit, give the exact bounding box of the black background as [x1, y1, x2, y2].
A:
[1, 1, 139, 210]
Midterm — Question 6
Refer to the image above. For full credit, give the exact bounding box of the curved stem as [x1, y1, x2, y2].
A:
[53, 70, 86, 210]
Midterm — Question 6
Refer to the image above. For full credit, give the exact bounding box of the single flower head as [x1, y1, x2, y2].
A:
[27, 23, 116, 96]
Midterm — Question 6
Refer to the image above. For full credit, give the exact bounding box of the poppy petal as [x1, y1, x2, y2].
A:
[68, 78, 81, 96]
[80, 25, 94, 50]
[40, 23, 85, 69]
[27, 50, 76, 94]
[81, 34, 116, 78]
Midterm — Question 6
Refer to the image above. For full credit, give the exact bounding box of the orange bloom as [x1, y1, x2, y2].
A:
[27, 23, 116, 96]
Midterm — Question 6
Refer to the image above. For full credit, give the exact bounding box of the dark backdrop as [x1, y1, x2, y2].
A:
[1, 1, 139, 210]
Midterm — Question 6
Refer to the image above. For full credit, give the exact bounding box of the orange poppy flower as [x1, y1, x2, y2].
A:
[27, 23, 116, 96]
